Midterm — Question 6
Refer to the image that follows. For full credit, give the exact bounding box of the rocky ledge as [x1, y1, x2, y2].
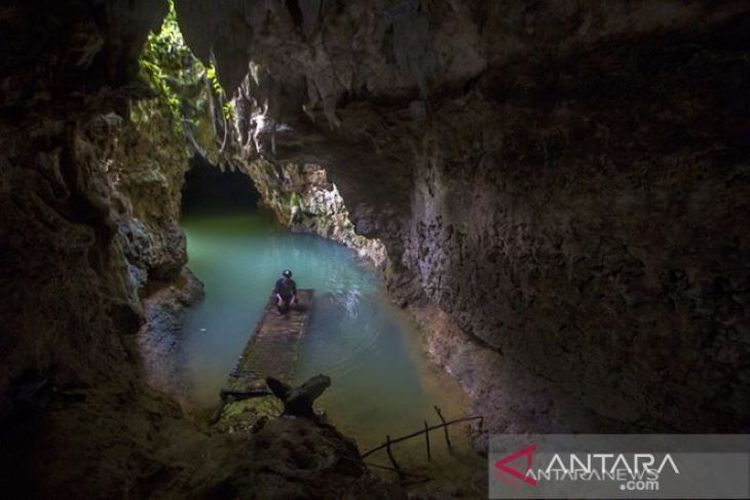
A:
[136, 268, 205, 403]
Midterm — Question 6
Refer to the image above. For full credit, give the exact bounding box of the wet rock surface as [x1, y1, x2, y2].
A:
[411, 305, 624, 444]
[266, 374, 331, 418]
[137, 268, 205, 402]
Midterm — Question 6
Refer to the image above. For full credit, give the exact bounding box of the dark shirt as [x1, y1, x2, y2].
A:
[274, 278, 297, 300]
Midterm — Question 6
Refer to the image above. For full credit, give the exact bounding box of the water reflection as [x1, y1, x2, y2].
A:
[180, 212, 473, 455]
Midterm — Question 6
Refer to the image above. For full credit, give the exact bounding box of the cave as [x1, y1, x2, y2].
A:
[181, 154, 260, 216]
[1, 1, 749, 498]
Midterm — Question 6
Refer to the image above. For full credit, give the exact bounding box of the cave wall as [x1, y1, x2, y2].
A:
[0, 2, 404, 496]
[175, 0, 750, 432]
[0, 0, 196, 409]
[403, 38, 750, 431]
[0, 0, 168, 412]
[108, 97, 192, 289]
[0, 1, 190, 494]
[0, 0, 746, 494]
[244, 158, 388, 267]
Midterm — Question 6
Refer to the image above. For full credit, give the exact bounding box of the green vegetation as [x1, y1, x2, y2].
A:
[206, 65, 234, 123]
[136, 0, 231, 139]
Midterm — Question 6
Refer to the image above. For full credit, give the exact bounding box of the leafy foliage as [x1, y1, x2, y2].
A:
[206, 64, 233, 121]
[137, 0, 231, 136]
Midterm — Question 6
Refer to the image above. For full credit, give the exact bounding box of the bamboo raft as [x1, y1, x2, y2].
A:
[225, 289, 315, 393]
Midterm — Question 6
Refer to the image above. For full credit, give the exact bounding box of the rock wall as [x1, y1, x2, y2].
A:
[0, 0, 194, 405]
[103, 96, 215, 401]
[403, 56, 750, 431]
[108, 98, 192, 289]
[1, 2, 402, 497]
[0, 0, 167, 414]
[175, 0, 750, 432]
[245, 158, 388, 267]
[0, 0, 174, 494]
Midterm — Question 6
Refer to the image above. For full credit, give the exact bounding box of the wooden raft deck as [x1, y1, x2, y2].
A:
[226, 289, 314, 392]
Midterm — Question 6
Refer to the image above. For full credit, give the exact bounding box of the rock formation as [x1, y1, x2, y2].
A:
[245, 158, 388, 267]
[174, 0, 750, 432]
[0, 1, 401, 496]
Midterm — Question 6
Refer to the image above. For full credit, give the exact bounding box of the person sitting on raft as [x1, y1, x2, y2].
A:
[273, 269, 297, 314]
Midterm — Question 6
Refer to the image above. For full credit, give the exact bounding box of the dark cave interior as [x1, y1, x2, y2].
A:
[181, 155, 260, 216]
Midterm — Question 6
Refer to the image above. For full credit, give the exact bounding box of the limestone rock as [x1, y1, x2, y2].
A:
[174, 0, 750, 432]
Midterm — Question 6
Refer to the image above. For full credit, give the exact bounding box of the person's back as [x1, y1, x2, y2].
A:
[274, 277, 296, 300]
[273, 269, 297, 313]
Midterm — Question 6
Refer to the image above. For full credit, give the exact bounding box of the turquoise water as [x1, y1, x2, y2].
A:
[180, 211, 477, 470]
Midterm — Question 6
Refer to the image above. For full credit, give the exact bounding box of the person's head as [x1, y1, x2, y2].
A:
[282, 269, 292, 280]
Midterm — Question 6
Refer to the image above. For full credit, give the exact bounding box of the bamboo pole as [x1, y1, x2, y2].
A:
[360, 415, 482, 458]
[363, 462, 426, 478]
[219, 388, 272, 400]
[209, 401, 226, 425]
[385, 435, 404, 480]
[434, 406, 452, 452]
[424, 421, 431, 461]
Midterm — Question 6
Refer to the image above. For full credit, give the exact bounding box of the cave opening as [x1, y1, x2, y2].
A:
[180, 154, 260, 216]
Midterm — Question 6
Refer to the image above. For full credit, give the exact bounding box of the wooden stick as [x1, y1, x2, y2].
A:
[385, 435, 404, 480]
[360, 415, 482, 458]
[424, 421, 431, 461]
[364, 462, 426, 478]
[219, 388, 272, 400]
[209, 402, 225, 425]
[434, 406, 452, 452]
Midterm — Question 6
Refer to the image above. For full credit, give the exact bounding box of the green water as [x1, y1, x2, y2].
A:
[181, 211, 481, 483]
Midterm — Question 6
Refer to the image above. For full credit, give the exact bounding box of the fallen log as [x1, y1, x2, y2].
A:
[266, 374, 331, 418]
[219, 388, 272, 401]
